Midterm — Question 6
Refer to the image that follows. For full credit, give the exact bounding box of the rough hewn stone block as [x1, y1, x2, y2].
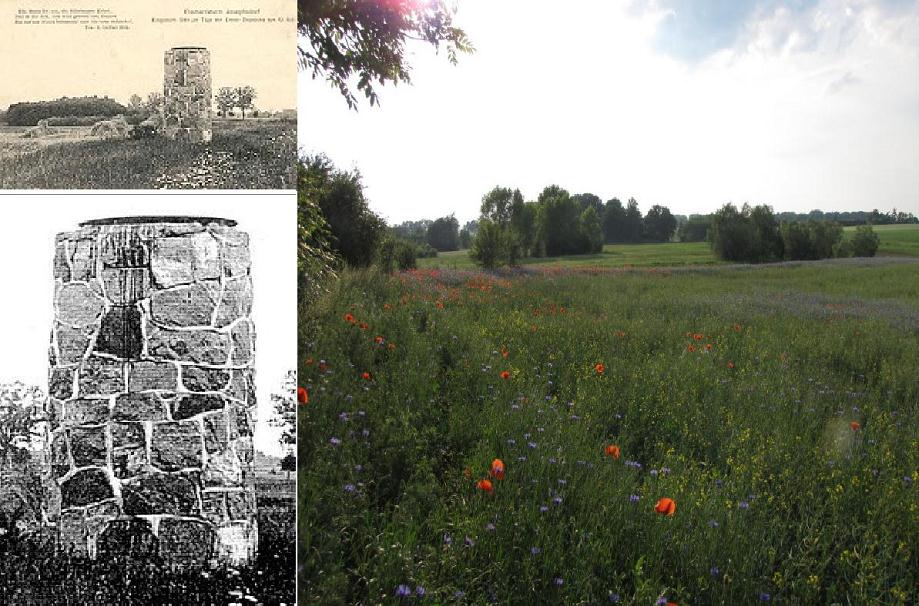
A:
[181, 366, 229, 392]
[78, 357, 124, 395]
[150, 283, 217, 327]
[112, 392, 167, 422]
[122, 472, 200, 516]
[97, 518, 158, 558]
[95, 306, 144, 359]
[158, 518, 215, 566]
[151, 421, 203, 471]
[172, 393, 225, 420]
[127, 361, 178, 391]
[56, 282, 105, 326]
[60, 468, 114, 509]
[62, 398, 110, 425]
[68, 426, 107, 468]
[147, 325, 229, 365]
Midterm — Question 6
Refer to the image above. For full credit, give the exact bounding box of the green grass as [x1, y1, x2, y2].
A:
[420, 241, 719, 270]
[844, 224, 919, 257]
[0, 119, 296, 189]
[421, 225, 919, 270]
[299, 259, 918, 605]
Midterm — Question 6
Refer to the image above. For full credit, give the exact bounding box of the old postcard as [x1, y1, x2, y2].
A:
[0, 1, 296, 189]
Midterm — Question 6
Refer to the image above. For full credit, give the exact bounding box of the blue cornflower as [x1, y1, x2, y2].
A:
[464, 536, 475, 547]
[528, 442, 538, 449]
[759, 593, 771, 601]
[330, 437, 341, 446]
[485, 523, 496, 532]
[629, 495, 640, 503]
[609, 593, 621, 603]
[553, 577, 564, 587]
[539, 505, 549, 513]
[338, 411, 349, 422]
[507, 438, 517, 445]
[710, 566, 720, 577]
[553, 496, 563, 505]
[530, 546, 541, 555]
[416, 586, 426, 597]
[394, 584, 412, 597]
[443, 533, 452, 546]
[343, 483, 356, 493]
[739, 501, 750, 509]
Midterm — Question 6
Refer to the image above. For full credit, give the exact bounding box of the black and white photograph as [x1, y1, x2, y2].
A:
[0, 195, 296, 604]
[0, 1, 297, 190]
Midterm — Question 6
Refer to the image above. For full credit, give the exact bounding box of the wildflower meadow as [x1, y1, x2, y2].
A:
[299, 258, 917, 604]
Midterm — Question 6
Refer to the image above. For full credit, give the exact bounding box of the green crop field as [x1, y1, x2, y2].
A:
[300, 257, 918, 605]
[843, 224, 919, 257]
[421, 224, 919, 270]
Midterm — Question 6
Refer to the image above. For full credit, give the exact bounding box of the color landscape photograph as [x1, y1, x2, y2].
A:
[299, 1, 918, 604]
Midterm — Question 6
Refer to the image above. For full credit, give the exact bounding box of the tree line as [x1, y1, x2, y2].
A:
[710, 203, 881, 262]
[298, 154, 899, 279]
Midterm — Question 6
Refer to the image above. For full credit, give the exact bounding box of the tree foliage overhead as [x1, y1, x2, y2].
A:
[299, 0, 473, 108]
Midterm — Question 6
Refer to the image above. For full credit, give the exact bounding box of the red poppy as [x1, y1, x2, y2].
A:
[693, 333, 703, 341]
[655, 497, 676, 516]
[727, 361, 735, 369]
[733, 323, 742, 332]
[383, 303, 392, 311]
[305, 357, 314, 366]
[490, 458, 505, 480]
[501, 347, 509, 358]
[297, 387, 308, 405]
[595, 363, 605, 375]
[705, 343, 713, 351]
[361, 371, 371, 380]
[850, 421, 861, 431]
[605, 444, 621, 459]
[476, 479, 494, 494]
[374, 336, 384, 344]
[435, 301, 445, 309]
[687, 344, 696, 353]
[344, 313, 355, 324]
[319, 362, 329, 373]
[359, 322, 369, 330]
[500, 370, 511, 380]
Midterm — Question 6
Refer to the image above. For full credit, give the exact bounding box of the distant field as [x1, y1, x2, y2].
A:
[0, 119, 296, 189]
[843, 223, 919, 257]
[420, 241, 719, 269]
[422, 224, 919, 269]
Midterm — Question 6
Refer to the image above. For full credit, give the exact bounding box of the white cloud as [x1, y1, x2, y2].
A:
[299, 0, 919, 223]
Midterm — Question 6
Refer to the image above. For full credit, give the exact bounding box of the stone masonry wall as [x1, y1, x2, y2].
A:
[163, 47, 212, 143]
[47, 217, 256, 567]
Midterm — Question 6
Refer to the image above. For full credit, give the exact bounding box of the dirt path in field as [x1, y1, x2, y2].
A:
[152, 148, 239, 188]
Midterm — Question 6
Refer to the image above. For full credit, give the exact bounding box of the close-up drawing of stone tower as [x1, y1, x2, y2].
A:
[46, 217, 257, 567]
[163, 47, 213, 143]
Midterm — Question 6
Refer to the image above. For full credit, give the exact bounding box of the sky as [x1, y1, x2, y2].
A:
[299, 0, 919, 224]
[0, 0, 296, 111]
[0, 193, 296, 457]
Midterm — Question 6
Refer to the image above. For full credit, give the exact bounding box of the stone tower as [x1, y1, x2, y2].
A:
[47, 217, 257, 567]
[163, 47, 212, 143]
